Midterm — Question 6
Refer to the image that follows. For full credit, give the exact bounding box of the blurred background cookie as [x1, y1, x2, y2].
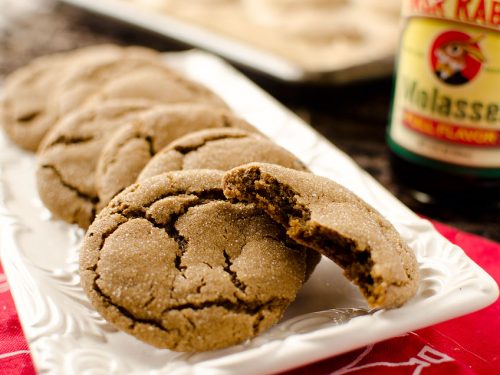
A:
[1, 43, 228, 152]
[0, 44, 153, 151]
[153, 0, 400, 72]
[51, 51, 228, 118]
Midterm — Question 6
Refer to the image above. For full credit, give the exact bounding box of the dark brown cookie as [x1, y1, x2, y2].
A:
[223, 163, 420, 309]
[80, 170, 313, 352]
[0, 44, 147, 151]
[96, 106, 259, 209]
[36, 100, 160, 228]
[137, 128, 307, 183]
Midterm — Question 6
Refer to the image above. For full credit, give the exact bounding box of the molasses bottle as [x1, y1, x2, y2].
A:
[388, 0, 500, 209]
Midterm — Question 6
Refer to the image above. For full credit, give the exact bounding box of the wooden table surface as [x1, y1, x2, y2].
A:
[1, 2, 498, 242]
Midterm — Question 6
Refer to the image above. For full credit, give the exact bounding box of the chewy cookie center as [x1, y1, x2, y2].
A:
[224, 167, 381, 305]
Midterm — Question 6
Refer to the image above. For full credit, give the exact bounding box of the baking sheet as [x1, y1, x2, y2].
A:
[60, 0, 399, 83]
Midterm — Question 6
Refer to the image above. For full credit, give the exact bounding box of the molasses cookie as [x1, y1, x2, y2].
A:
[223, 163, 419, 309]
[138, 127, 307, 181]
[96, 106, 258, 209]
[52, 52, 227, 118]
[36, 100, 159, 228]
[0, 44, 152, 151]
[80, 170, 312, 352]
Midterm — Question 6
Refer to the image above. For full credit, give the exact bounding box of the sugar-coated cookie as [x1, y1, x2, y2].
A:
[52, 52, 227, 118]
[36, 100, 159, 228]
[0, 44, 147, 151]
[223, 163, 419, 309]
[138, 127, 307, 181]
[96, 106, 258, 208]
[80, 170, 314, 351]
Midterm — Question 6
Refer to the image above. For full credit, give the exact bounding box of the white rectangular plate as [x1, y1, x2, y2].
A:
[0, 51, 498, 375]
[59, 0, 396, 83]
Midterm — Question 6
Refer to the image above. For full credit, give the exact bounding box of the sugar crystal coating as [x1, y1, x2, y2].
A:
[80, 170, 315, 352]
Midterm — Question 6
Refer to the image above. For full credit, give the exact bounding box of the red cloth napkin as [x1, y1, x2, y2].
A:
[0, 221, 499, 375]
[284, 222, 500, 375]
[0, 262, 36, 375]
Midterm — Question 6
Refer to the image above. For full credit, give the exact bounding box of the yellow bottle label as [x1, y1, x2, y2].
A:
[389, 10, 500, 172]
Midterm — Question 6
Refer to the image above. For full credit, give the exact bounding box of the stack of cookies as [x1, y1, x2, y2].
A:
[1, 44, 419, 352]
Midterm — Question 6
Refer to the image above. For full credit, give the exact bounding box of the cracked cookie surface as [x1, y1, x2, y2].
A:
[96, 106, 259, 209]
[138, 127, 308, 182]
[1, 44, 149, 151]
[36, 100, 160, 228]
[223, 163, 420, 309]
[80, 170, 310, 352]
